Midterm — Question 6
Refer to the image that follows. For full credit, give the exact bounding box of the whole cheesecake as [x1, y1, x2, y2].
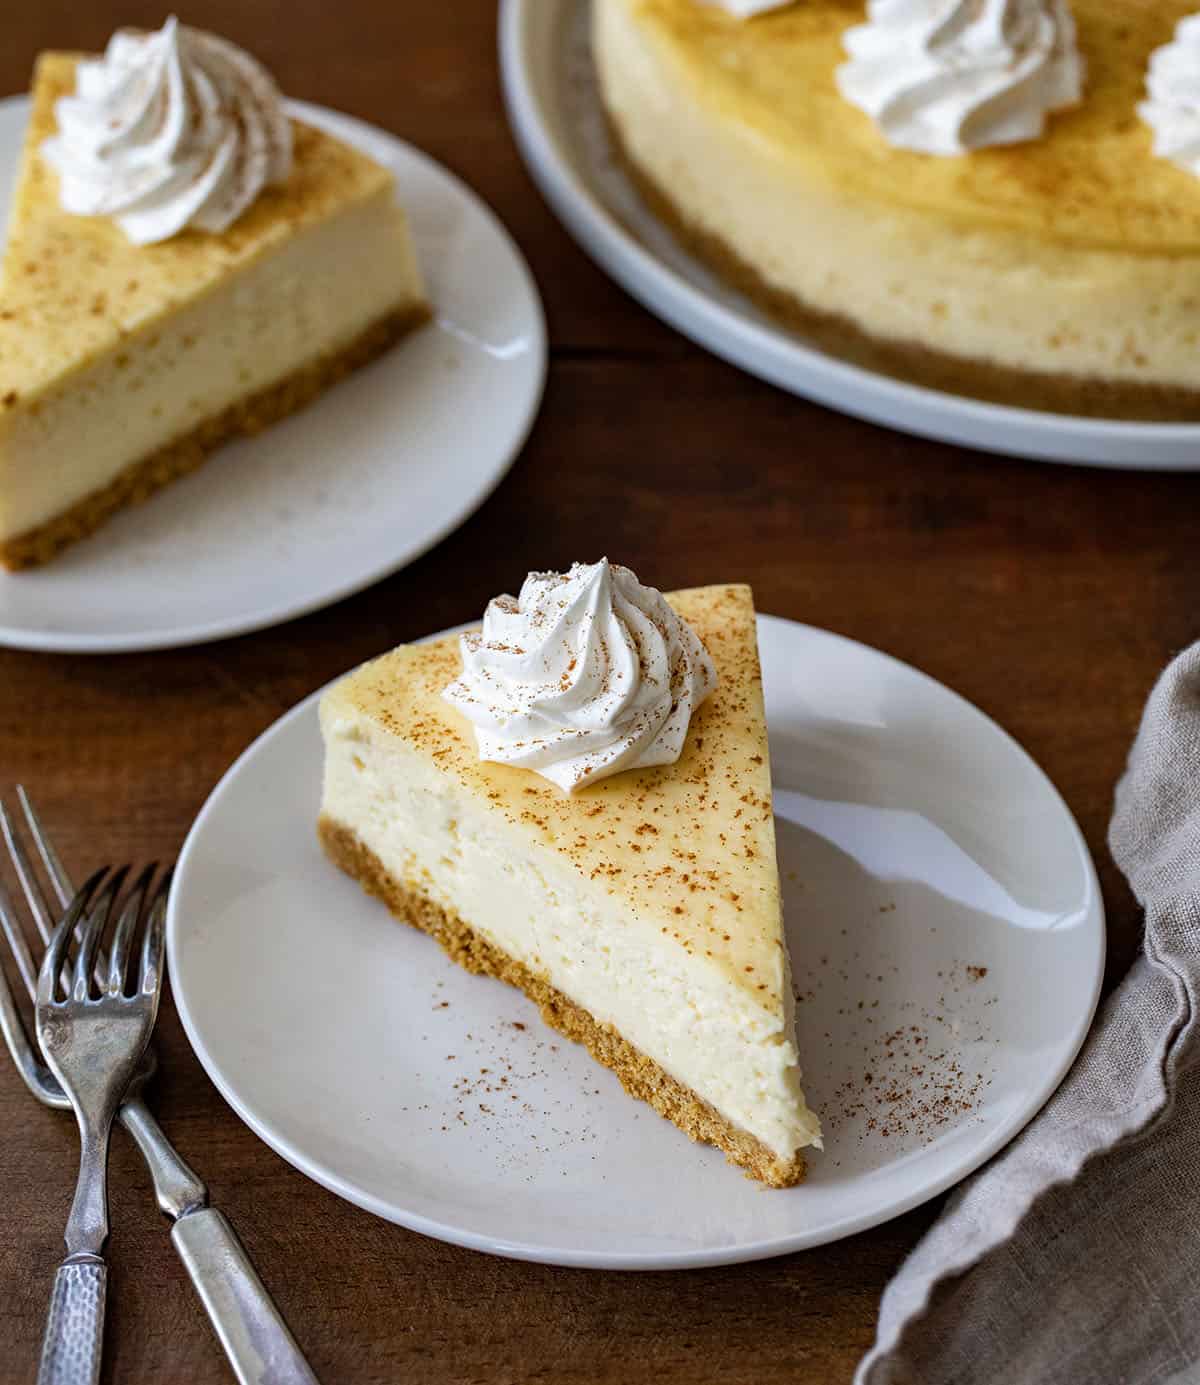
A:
[319, 579, 822, 1186]
[594, 0, 1200, 418]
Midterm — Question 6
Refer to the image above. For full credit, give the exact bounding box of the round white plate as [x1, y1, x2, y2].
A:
[168, 614, 1104, 1270]
[500, 0, 1200, 470]
[0, 97, 546, 653]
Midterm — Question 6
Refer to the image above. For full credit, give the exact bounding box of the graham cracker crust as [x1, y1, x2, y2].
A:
[0, 301, 430, 571]
[318, 814, 806, 1188]
[604, 109, 1200, 423]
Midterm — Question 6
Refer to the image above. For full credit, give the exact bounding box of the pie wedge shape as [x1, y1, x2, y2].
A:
[318, 583, 821, 1186]
[0, 54, 429, 569]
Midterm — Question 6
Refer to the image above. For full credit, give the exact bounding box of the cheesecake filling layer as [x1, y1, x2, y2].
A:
[595, 0, 1200, 394]
[321, 704, 820, 1166]
[0, 185, 423, 543]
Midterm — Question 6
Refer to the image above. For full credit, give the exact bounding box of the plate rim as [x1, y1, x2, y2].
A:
[0, 94, 547, 654]
[167, 613, 1106, 1270]
[497, 0, 1200, 470]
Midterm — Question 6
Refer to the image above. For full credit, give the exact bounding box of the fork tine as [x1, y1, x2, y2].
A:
[0, 875, 39, 1002]
[39, 868, 107, 1007]
[17, 786, 74, 911]
[107, 864, 155, 996]
[14, 791, 107, 992]
[139, 869, 170, 999]
[0, 948, 56, 1102]
[72, 867, 127, 1002]
[0, 798, 55, 942]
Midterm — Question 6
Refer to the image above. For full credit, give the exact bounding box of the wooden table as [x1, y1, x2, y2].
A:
[0, 2, 1184, 1380]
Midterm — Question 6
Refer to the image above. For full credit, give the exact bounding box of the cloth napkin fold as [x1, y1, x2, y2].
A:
[856, 643, 1200, 1385]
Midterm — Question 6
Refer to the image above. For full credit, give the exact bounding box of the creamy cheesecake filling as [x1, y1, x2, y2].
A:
[0, 186, 423, 542]
[595, 0, 1200, 392]
[321, 705, 821, 1165]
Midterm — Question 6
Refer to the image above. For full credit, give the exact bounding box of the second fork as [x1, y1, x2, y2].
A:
[35, 865, 167, 1385]
[0, 791, 319, 1385]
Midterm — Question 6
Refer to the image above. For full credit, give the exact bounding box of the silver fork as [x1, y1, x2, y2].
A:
[34, 864, 167, 1385]
[0, 790, 319, 1385]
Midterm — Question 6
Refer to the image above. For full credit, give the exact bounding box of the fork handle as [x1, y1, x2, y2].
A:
[37, 1256, 106, 1385]
[172, 1207, 320, 1385]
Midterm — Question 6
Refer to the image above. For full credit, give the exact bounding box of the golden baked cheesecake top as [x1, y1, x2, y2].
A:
[0, 53, 397, 401]
[626, 0, 1200, 250]
[325, 582, 792, 1024]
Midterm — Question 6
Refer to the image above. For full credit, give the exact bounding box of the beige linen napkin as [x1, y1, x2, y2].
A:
[857, 644, 1200, 1385]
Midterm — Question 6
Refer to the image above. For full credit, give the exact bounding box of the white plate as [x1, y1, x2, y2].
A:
[168, 614, 1104, 1270]
[0, 97, 546, 652]
[499, 0, 1200, 470]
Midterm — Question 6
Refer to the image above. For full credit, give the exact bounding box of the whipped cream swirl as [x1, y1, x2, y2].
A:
[836, 0, 1084, 156]
[704, 1, 795, 17]
[443, 560, 718, 794]
[1139, 15, 1200, 179]
[42, 17, 292, 245]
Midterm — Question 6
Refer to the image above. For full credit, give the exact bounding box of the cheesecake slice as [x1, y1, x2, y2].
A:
[0, 54, 429, 569]
[318, 583, 821, 1186]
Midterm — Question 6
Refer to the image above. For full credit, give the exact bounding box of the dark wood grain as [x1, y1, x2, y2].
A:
[0, 3, 1181, 1381]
